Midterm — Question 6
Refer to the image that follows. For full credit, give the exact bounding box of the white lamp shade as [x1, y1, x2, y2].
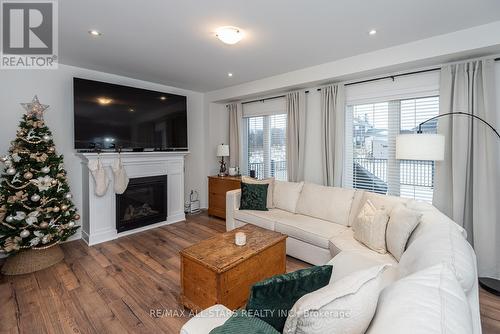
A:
[217, 144, 229, 157]
[396, 134, 445, 161]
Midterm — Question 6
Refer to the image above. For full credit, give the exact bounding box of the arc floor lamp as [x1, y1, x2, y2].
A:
[396, 111, 500, 296]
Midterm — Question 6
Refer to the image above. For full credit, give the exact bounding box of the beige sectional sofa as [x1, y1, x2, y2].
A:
[181, 181, 482, 334]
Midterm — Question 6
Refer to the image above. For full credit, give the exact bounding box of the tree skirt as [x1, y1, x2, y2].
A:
[1, 244, 64, 275]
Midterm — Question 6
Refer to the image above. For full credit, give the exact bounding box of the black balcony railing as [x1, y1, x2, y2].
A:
[353, 157, 434, 195]
[248, 160, 287, 180]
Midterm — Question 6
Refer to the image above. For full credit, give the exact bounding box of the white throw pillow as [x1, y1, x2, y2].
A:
[273, 180, 304, 213]
[385, 205, 421, 261]
[352, 200, 389, 254]
[367, 264, 472, 334]
[283, 264, 390, 334]
[241, 176, 274, 208]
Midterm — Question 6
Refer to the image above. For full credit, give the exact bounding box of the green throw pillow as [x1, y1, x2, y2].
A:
[239, 182, 269, 211]
[246, 265, 333, 332]
[209, 310, 280, 334]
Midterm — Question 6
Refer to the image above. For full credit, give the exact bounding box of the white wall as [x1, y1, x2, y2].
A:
[0, 64, 207, 236]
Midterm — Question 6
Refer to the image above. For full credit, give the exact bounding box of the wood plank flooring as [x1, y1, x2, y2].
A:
[0, 211, 499, 334]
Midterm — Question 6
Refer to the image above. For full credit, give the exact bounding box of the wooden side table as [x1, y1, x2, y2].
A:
[208, 175, 241, 219]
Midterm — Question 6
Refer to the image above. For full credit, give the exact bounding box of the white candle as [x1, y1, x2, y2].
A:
[235, 232, 246, 246]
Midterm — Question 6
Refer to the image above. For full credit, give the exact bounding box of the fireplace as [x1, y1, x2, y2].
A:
[116, 175, 168, 233]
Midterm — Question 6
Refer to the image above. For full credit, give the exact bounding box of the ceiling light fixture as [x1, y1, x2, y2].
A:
[228, 72, 233, 77]
[369, 29, 377, 36]
[215, 26, 243, 45]
[89, 30, 102, 37]
[160, 96, 167, 100]
[97, 97, 112, 105]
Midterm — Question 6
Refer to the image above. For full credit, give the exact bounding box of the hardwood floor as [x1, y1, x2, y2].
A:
[0, 212, 499, 334]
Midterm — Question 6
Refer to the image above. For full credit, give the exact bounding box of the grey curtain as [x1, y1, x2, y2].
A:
[227, 103, 242, 168]
[321, 84, 345, 186]
[434, 59, 500, 279]
[286, 91, 307, 182]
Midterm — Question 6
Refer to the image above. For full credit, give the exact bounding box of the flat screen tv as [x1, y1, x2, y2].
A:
[73, 78, 188, 151]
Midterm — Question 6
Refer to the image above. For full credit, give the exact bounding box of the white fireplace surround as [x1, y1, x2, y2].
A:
[77, 151, 188, 245]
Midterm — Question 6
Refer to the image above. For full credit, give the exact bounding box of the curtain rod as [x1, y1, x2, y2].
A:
[235, 57, 500, 105]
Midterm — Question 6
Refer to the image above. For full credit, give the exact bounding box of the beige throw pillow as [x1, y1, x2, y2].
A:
[386, 205, 422, 261]
[241, 176, 274, 208]
[352, 200, 389, 254]
[283, 264, 390, 334]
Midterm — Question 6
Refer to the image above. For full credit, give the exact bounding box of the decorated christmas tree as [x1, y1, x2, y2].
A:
[0, 96, 80, 255]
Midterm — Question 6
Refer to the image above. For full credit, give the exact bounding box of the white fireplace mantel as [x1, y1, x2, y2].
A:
[76, 151, 189, 245]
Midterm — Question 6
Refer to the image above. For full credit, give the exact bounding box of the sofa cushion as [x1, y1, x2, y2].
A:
[329, 229, 398, 266]
[367, 264, 472, 334]
[246, 265, 333, 332]
[352, 200, 389, 254]
[242, 176, 274, 209]
[274, 215, 348, 249]
[295, 183, 355, 226]
[327, 251, 398, 286]
[273, 181, 304, 213]
[284, 264, 390, 334]
[398, 222, 476, 292]
[385, 205, 422, 261]
[234, 208, 294, 231]
[348, 191, 409, 226]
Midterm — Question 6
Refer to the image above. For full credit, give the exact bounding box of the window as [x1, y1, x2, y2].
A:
[244, 114, 287, 180]
[344, 96, 439, 202]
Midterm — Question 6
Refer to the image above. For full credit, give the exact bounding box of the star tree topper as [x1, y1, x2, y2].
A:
[21, 95, 49, 120]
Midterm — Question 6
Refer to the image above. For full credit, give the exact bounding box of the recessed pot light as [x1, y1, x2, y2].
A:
[89, 30, 102, 37]
[160, 96, 167, 100]
[228, 72, 233, 77]
[369, 29, 377, 36]
[215, 26, 244, 45]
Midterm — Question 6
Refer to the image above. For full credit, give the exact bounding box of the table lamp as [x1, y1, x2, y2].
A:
[217, 144, 229, 176]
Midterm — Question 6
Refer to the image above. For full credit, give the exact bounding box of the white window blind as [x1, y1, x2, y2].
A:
[244, 113, 287, 181]
[344, 96, 439, 202]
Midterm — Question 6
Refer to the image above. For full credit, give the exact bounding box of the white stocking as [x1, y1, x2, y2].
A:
[112, 157, 129, 194]
[88, 159, 109, 197]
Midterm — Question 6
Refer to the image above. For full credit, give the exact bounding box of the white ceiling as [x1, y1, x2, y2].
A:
[60, 0, 500, 92]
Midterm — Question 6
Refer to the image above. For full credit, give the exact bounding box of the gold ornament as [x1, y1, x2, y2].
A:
[23, 171, 33, 180]
[39, 222, 49, 229]
[7, 191, 28, 203]
[3, 236, 22, 252]
[21, 96, 49, 120]
[48, 147, 55, 153]
[74, 214, 80, 221]
[61, 204, 68, 211]
[52, 206, 60, 213]
[51, 179, 58, 185]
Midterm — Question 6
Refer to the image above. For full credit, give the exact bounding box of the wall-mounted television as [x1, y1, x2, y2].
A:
[73, 78, 188, 151]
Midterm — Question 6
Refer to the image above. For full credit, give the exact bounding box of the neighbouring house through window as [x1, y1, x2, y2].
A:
[243, 113, 287, 181]
[344, 96, 439, 202]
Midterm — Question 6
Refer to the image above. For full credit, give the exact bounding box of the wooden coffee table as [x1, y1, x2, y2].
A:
[180, 224, 287, 311]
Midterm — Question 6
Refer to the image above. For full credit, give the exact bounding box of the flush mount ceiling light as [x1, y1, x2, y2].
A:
[89, 30, 102, 37]
[369, 29, 377, 36]
[228, 72, 233, 77]
[97, 97, 112, 105]
[215, 26, 243, 45]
